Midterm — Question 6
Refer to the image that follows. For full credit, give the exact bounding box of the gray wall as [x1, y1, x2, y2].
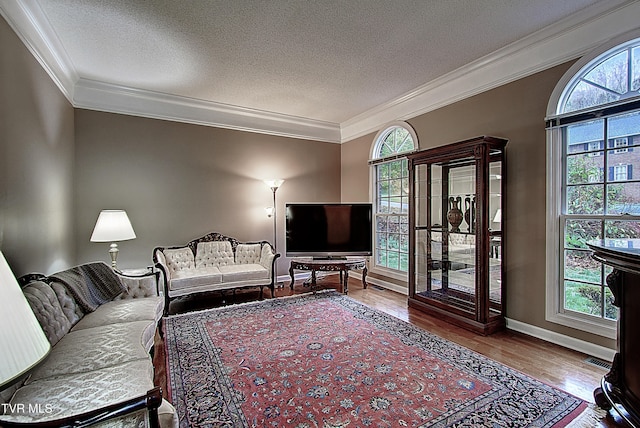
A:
[341, 62, 616, 350]
[74, 110, 341, 275]
[0, 15, 75, 275]
[2, 11, 615, 350]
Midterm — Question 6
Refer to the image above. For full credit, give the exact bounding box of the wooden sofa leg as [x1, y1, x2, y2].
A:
[163, 296, 170, 317]
[158, 319, 164, 339]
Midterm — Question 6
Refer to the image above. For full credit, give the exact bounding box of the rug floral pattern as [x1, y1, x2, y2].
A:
[165, 292, 587, 427]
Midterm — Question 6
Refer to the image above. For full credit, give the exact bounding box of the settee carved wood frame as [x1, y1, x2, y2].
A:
[152, 232, 280, 315]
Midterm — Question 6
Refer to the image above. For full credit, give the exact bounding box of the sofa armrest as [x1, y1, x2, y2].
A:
[259, 244, 276, 271]
[115, 270, 160, 299]
[0, 387, 162, 428]
[152, 248, 172, 316]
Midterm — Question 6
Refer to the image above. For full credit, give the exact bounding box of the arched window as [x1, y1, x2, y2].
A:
[370, 123, 417, 279]
[546, 35, 640, 338]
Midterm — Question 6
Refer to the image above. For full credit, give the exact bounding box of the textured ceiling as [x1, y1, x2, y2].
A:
[29, 0, 614, 126]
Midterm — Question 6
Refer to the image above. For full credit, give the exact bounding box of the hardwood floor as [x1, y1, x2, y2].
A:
[154, 274, 625, 427]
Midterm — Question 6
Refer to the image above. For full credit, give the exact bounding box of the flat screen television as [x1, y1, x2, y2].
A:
[285, 203, 373, 258]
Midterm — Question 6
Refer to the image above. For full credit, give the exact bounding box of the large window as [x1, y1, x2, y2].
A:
[547, 35, 640, 337]
[370, 123, 417, 276]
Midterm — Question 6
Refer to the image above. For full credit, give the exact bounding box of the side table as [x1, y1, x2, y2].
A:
[289, 257, 367, 294]
[588, 239, 640, 427]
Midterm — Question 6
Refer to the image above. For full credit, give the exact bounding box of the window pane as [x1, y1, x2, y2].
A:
[390, 161, 402, 179]
[377, 249, 387, 266]
[564, 80, 620, 112]
[388, 234, 400, 251]
[633, 46, 640, 92]
[604, 287, 619, 320]
[604, 220, 640, 239]
[378, 198, 389, 213]
[376, 216, 387, 232]
[564, 281, 602, 316]
[566, 184, 604, 214]
[388, 215, 399, 233]
[378, 164, 389, 180]
[566, 153, 604, 184]
[387, 251, 399, 270]
[607, 182, 640, 215]
[400, 253, 409, 272]
[378, 181, 389, 198]
[400, 215, 408, 234]
[400, 234, 408, 252]
[376, 233, 387, 250]
[584, 50, 628, 95]
[400, 196, 409, 214]
[380, 142, 394, 157]
[564, 249, 602, 283]
[566, 120, 604, 153]
[609, 111, 640, 142]
[565, 219, 601, 249]
[390, 179, 402, 197]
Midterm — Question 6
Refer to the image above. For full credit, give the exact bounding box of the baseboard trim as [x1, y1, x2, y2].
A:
[505, 318, 616, 362]
[290, 271, 616, 362]
[275, 271, 316, 287]
[351, 272, 409, 296]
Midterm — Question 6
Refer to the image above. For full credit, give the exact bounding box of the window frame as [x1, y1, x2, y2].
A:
[369, 122, 418, 281]
[546, 31, 640, 339]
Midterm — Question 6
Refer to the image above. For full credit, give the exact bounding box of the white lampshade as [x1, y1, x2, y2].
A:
[90, 210, 136, 242]
[263, 179, 284, 191]
[0, 251, 51, 389]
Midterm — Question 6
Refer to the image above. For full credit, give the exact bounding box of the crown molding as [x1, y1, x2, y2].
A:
[0, 1, 77, 102]
[2, 1, 341, 143]
[73, 79, 342, 143]
[3, 0, 638, 144]
[340, 0, 639, 143]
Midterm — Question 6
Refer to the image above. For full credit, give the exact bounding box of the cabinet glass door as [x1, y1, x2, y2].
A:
[489, 160, 503, 312]
[416, 162, 480, 316]
[408, 136, 507, 335]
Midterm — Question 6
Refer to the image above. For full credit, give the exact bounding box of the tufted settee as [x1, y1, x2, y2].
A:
[0, 262, 177, 428]
[153, 232, 280, 315]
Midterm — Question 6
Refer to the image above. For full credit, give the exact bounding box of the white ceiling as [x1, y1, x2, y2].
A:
[1, 0, 638, 142]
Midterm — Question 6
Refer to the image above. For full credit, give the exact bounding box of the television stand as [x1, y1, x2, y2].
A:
[289, 257, 367, 294]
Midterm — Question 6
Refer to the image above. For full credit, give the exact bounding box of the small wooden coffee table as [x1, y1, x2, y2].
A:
[289, 257, 367, 294]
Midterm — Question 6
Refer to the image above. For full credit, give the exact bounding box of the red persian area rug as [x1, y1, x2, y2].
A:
[164, 291, 601, 427]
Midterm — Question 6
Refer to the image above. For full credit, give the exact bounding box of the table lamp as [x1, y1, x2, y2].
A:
[90, 210, 136, 269]
[0, 251, 51, 390]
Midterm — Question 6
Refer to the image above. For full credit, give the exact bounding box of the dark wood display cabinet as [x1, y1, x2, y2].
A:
[588, 239, 640, 427]
[407, 136, 507, 335]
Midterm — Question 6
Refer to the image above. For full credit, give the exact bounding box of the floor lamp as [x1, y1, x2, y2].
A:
[263, 179, 284, 251]
[264, 179, 284, 286]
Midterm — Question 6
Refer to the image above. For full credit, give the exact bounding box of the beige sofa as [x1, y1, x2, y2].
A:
[0, 262, 177, 428]
[153, 232, 279, 315]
